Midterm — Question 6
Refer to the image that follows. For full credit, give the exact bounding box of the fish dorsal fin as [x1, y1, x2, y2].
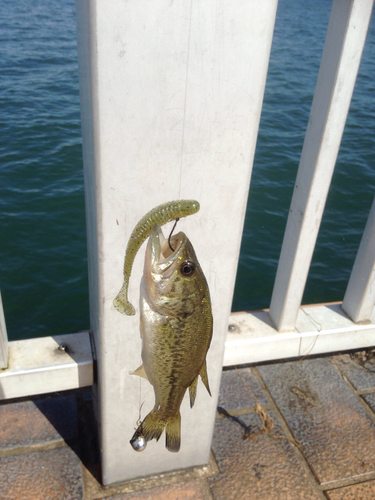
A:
[189, 375, 199, 408]
[200, 359, 211, 396]
[131, 364, 149, 380]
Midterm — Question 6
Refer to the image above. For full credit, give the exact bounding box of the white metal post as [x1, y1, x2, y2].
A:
[76, 0, 278, 485]
[0, 292, 8, 370]
[342, 197, 375, 323]
[269, 0, 374, 332]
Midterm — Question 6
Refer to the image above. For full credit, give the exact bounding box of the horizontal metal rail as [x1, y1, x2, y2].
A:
[0, 304, 373, 399]
[225, 303, 375, 367]
[0, 332, 93, 400]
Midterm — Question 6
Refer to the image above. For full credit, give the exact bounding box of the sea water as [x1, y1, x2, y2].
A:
[1, 0, 374, 340]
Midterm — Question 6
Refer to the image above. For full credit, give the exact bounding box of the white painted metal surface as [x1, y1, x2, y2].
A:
[0, 292, 8, 370]
[342, 197, 375, 323]
[0, 309, 372, 402]
[269, 0, 374, 332]
[225, 303, 375, 366]
[0, 332, 93, 400]
[76, 0, 278, 485]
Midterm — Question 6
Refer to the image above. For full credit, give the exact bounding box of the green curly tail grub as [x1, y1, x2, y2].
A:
[113, 200, 200, 315]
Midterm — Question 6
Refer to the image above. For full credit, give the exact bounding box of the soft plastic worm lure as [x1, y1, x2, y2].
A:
[113, 199, 200, 315]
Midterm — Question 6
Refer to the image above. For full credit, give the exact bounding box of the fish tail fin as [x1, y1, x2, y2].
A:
[141, 410, 167, 443]
[200, 359, 211, 397]
[165, 412, 181, 453]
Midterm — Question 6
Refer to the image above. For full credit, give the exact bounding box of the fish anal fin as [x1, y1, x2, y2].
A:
[131, 364, 149, 381]
[134, 410, 181, 453]
[189, 375, 199, 408]
[141, 410, 167, 443]
[200, 359, 211, 397]
[140, 409, 181, 452]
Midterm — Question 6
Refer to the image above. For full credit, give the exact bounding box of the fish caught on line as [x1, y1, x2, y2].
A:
[130, 223, 213, 452]
[115, 203, 212, 452]
[114, 201, 212, 452]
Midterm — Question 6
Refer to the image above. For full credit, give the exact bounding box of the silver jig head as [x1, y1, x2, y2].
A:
[130, 434, 147, 452]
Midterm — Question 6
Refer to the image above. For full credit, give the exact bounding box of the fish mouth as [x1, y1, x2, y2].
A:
[147, 224, 186, 276]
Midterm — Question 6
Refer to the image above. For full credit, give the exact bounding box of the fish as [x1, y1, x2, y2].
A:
[113, 200, 200, 316]
[130, 223, 213, 452]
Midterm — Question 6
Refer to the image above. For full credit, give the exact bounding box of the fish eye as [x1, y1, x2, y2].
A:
[180, 261, 195, 277]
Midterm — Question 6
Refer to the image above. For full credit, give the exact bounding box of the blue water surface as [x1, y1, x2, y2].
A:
[0, 0, 374, 340]
[1, 0, 88, 340]
[233, 0, 375, 311]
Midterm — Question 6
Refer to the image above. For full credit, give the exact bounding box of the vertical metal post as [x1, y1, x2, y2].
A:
[342, 197, 375, 323]
[269, 0, 374, 332]
[0, 292, 8, 370]
[76, 0, 278, 486]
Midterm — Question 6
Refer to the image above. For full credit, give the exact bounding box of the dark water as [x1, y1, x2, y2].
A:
[1, 0, 88, 340]
[233, 0, 375, 311]
[1, 1, 374, 340]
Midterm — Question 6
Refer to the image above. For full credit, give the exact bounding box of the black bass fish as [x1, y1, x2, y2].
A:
[113, 200, 200, 316]
[130, 224, 213, 452]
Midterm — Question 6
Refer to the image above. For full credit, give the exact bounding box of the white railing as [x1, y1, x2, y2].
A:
[0, 0, 374, 487]
[269, 0, 374, 332]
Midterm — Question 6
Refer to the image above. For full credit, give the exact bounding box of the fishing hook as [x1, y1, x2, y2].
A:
[168, 218, 180, 252]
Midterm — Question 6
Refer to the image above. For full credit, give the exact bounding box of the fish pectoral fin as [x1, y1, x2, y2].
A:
[131, 364, 149, 381]
[200, 359, 211, 397]
[189, 375, 199, 408]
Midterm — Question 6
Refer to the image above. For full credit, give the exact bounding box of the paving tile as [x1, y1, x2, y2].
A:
[0, 446, 83, 500]
[330, 354, 375, 391]
[105, 479, 211, 500]
[258, 358, 375, 485]
[326, 480, 375, 499]
[362, 393, 375, 413]
[0, 395, 78, 452]
[218, 367, 268, 410]
[209, 411, 320, 500]
[82, 453, 218, 500]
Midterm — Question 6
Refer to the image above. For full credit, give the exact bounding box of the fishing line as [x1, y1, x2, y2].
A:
[168, 218, 180, 252]
[136, 346, 144, 429]
[136, 401, 145, 428]
[273, 307, 322, 383]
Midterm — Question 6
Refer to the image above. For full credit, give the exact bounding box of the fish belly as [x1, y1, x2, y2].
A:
[137, 286, 212, 451]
